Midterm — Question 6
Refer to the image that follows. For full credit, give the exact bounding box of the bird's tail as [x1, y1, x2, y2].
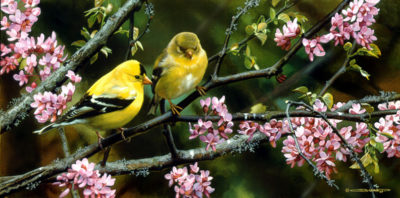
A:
[148, 94, 160, 115]
[33, 123, 56, 135]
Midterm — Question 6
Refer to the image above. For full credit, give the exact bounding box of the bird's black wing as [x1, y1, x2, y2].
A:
[58, 94, 135, 122]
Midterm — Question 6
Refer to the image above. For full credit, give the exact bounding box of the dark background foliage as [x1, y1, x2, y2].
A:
[1, 0, 399, 197]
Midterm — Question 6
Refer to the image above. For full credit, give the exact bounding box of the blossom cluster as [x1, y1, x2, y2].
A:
[1, 0, 78, 124]
[53, 158, 116, 198]
[188, 96, 234, 151]
[375, 101, 400, 158]
[274, 0, 380, 61]
[1, 0, 67, 91]
[165, 162, 214, 198]
[273, 18, 301, 50]
[30, 70, 81, 123]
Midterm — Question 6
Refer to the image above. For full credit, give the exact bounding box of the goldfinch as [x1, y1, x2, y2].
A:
[34, 60, 152, 135]
[149, 32, 208, 115]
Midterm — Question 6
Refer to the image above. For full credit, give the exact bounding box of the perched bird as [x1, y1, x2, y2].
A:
[34, 60, 152, 139]
[149, 32, 208, 115]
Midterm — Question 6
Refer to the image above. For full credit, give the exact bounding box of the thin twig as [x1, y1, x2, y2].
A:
[289, 101, 376, 198]
[100, 147, 112, 167]
[57, 127, 70, 157]
[318, 40, 357, 97]
[285, 102, 339, 189]
[208, 0, 298, 63]
[129, 1, 153, 47]
[160, 100, 179, 160]
[125, 10, 135, 60]
[212, 0, 260, 77]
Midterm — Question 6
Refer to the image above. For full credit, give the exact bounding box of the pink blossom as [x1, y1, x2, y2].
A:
[166, 163, 214, 198]
[238, 121, 259, 141]
[302, 38, 326, 62]
[274, 18, 300, 50]
[349, 103, 366, 114]
[53, 158, 116, 198]
[315, 151, 337, 179]
[355, 26, 377, 49]
[13, 70, 29, 86]
[342, 0, 363, 22]
[200, 133, 222, 152]
[200, 97, 211, 113]
[65, 70, 82, 83]
[313, 99, 327, 112]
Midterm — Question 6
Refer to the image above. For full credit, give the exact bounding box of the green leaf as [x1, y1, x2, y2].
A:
[370, 139, 385, 153]
[367, 43, 381, 58]
[322, 93, 334, 109]
[270, 8, 276, 21]
[113, 27, 129, 36]
[244, 56, 256, 69]
[292, 86, 308, 94]
[349, 59, 356, 66]
[310, 93, 317, 104]
[257, 22, 267, 32]
[245, 45, 251, 57]
[87, 14, 97, 28]
[277, 13, 290, 23]
[131, 46, 138, 57]
[90, 53, 98, 64]
[350, 153, 380, 174]
[360, 68, 370, 80]
[136, 41, 144, 51]
[94, 0, 104, 8]
[271, 0, 281, 7]
[250, 103, 267, 113]
[100, 46, 112, 58]
[295, 14, 308, 22]
[19, 58, 27, 70]
[381, 132, 394, 139]
[255, 33, 267, 45]
[71, 40, 86, 47]
[361, 103, 374, 114]
[81, 27, 91, 40]
[245, 25, 255, 35]
[343, 42, 352, 52]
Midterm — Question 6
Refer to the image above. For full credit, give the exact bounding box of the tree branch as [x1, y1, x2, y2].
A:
[0, 0, 145, 133]
[318, 40, 357, 97]
[0, 108, 397, 195]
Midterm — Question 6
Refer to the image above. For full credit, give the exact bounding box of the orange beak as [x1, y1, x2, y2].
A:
[185, 50, 193, 59]
[142, 75, 153, 85]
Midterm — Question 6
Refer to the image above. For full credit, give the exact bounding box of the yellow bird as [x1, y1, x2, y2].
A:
[149, 32, 208, 115]
[34, 60, 152, 137]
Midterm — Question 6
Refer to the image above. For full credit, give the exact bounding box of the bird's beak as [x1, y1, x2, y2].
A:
[185, 50, 193, 59]
[142, 75, 153, 85]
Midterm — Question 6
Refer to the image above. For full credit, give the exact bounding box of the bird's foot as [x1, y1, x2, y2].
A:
[196, 86, 207, 96]
[119, 128, 131, 142]
[96, 131, 104, 149]
[168, 99, 183, 116]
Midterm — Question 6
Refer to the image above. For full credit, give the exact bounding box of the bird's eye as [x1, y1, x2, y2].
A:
[134, 75, 140, 79]
[178, 46, 185, 52]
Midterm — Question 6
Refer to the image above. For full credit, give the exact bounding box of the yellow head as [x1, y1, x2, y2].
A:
[114, 60, 152, 86]
[168, 32, 202, 60]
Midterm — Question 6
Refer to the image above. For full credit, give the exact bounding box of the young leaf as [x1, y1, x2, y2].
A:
[250, 103, 267, 113]
[19, 58, 27, 70]
[88, 14, 97, 28]
[270, 8, 276, 20]
[322, 93, 334, 109]
[100, 46, 112, 58]
[271, 0, 281, 7]
[90, 53, 99, 64]
[292, 86, 308, 94]
[367, 43, 381, 58]
[277, 13, 290, 23]
[361, 103, 374, 113]
[360, 68, 370, 80]
[245, 25, 255, 35]
[81, 27, 91, 40]
[257, 22, 267, 32]
[255, 32, 267, 45]
[71, 40, 86, 47]
[343, 42, 352, 52]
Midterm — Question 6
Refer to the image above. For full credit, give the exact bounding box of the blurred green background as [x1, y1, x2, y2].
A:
[1, 0, 399, 197]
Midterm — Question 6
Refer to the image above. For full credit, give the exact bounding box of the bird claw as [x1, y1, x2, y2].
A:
[119, 128, 131, 142]
[96, 131, 104, 149]
[196, 86, 207, 96]
[167, 99, 182, 116]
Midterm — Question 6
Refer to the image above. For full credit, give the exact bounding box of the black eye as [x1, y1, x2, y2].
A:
[179, 46, 185, 52]
[134, 75, 140, 79]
